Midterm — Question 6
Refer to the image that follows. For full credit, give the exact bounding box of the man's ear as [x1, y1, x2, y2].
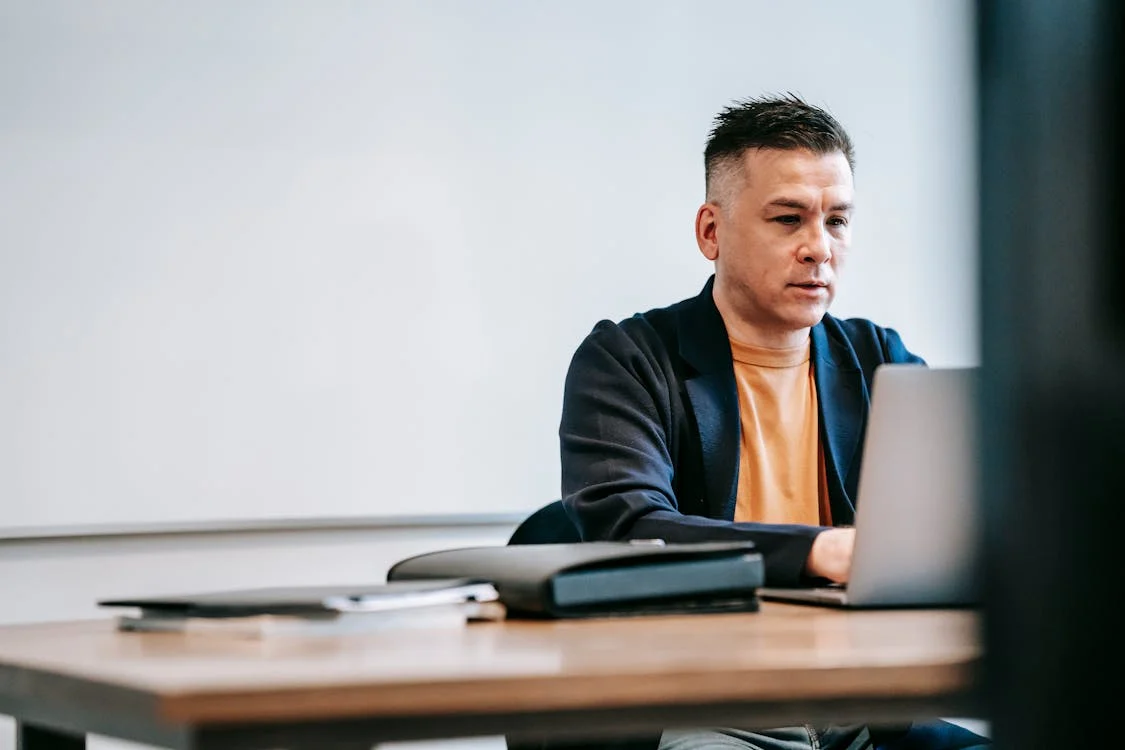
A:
[696, 203, 720, 261]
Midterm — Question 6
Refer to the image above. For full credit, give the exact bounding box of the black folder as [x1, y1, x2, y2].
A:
[386, 541, 764, 618]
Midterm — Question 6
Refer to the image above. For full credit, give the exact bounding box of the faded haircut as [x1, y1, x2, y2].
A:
[704, 94, 855, 207]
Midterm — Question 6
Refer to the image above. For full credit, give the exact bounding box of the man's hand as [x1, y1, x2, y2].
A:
[804, 527, 856, 583]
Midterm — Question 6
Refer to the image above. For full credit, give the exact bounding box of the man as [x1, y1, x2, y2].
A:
[558, 96, 988, 750]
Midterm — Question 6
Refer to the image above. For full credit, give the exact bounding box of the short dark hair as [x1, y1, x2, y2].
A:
[704, 94, 855, 203]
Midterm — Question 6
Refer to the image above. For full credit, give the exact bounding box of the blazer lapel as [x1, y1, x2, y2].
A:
[811, 323, 867, 522]
[678, 278, 740, 520]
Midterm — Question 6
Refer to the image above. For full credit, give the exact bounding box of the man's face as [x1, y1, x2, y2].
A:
[699, 148, 854, 339]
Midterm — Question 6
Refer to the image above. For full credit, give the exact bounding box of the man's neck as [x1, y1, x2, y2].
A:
[713, 292, 811, 350]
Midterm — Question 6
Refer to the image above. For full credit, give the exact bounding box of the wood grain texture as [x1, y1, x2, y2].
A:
[0, 603, 981, 727]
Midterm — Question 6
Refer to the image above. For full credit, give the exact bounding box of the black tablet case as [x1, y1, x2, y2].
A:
[387, 541, 764, 618]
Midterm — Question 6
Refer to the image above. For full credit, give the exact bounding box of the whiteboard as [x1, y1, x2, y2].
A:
[0, 1, 977, 533]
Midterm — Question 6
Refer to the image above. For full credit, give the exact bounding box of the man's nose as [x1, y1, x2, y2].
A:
[800, 224, 832, 264]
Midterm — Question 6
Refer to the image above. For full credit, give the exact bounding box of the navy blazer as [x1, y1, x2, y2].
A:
[559, 276, 924, 587]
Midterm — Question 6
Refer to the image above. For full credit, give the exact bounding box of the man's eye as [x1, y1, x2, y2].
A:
[828, 216, 849, 227]
[773, 215, 800, 225]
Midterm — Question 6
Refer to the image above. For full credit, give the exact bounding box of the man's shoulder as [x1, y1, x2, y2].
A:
[818, 313, 924, 366]
[580, 290, 697, 355]
[821, 313, 892, 340]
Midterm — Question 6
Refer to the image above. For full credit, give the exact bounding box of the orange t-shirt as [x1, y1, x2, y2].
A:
[730, 337, 831, 526]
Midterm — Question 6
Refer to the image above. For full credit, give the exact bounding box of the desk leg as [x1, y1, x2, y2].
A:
[16, 723, 85, 750]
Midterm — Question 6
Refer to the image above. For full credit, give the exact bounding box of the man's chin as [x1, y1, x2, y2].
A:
[779, 304, 829, 331]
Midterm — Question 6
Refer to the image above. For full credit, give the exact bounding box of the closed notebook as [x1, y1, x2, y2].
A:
[386, 541, 764, 618]
[99, 578, 498, 617]
[112, 601, 505, 639]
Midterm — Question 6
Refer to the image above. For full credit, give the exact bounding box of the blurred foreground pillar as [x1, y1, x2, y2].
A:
[978, 0, 1125, 747]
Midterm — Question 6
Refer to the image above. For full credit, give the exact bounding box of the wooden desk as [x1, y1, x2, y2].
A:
[0, 603, 982, 750]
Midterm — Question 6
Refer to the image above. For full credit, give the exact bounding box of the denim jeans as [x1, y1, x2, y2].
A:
[659, 721, 990, 750]
[660, 724, 872, 750]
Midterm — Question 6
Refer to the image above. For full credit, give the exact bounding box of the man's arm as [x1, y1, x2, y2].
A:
[559, 320, 835, 587]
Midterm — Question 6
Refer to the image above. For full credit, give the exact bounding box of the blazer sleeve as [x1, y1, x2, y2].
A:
[559, 321, 824, 587]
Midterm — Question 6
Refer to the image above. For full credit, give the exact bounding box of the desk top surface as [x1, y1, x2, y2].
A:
[0, 603, 980, 727]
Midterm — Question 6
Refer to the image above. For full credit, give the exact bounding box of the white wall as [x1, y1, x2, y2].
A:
[0, 1, 976, 748]
[0, 0, 976, 534]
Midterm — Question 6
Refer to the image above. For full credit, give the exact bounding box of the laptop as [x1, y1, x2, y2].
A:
[756, 364, 981, 608]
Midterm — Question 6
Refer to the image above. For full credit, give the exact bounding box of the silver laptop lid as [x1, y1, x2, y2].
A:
[844, 365, 981, 607]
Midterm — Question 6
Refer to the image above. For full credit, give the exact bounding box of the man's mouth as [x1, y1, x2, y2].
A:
[790, 281, 829, 289]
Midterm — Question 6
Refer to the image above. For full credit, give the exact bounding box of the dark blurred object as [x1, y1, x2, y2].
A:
[978, 1, 1125, 748]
